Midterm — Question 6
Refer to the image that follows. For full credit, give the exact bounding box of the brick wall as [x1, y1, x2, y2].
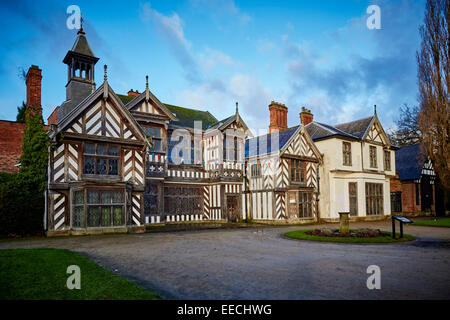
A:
[0, 121, 26, 173]
[25, 65, 42, 118]
[390, 173, 402, 192]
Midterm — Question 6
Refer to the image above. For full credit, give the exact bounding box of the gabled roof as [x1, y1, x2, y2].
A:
[334, 116, 373, 139]
[56, 82, 146, 142]
[245, 126, 299, 158]
[207, 115, 234, 130]
[165, 104, 218, 130]
[125, 90, 178, 122]
[395, 144, 426, 180]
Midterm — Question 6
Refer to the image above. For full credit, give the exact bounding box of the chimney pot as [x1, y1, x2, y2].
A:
[300, 106, 313, 126]
[269, 101, 288, 133]
[128, 89, 140, 97]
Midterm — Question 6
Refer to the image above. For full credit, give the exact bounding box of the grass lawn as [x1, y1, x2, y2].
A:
[412, 217, 450, 228]
[284, 229, 415, 243]
[0, 248, 161, 300]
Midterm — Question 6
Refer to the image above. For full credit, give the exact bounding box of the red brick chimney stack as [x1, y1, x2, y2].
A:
[128, 89, 140, 97]
[25, 65, 42, 118]
[269, 101, 288, 133]
[300, 106, 313, 126]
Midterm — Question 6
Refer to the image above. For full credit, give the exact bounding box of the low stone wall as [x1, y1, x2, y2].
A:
[46, 225, 145, 237]
[320, 214, 390, 223]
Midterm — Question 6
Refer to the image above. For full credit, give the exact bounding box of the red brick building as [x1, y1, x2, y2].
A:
[0, 65, 47, 173]
[391, 144, 436, 216]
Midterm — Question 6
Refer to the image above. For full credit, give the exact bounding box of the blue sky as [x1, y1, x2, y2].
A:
[0, 0, 425, 134]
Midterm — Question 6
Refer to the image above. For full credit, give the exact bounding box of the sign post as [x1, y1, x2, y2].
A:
[392, 216, 413, 239]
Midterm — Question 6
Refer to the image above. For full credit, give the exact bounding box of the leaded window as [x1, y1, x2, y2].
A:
[142, 126, 163, 152]
[144, 183, 159, 216]
[83, 143, 119, 176]
[163, 186, 202, 216]
[365, 183, 383, 215]
[288, 191, 314, 218]
[290, 159, 306, 183]
[343, 142, 352, 166]
[384, 150, 391, 171]
[369, 146, 377, 168]
[72, 189, 125, 228]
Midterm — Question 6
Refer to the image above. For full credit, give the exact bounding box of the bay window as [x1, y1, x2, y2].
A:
[72, 189, 125, 228]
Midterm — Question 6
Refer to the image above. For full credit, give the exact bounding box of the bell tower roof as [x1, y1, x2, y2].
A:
[63, 30, 99, 64]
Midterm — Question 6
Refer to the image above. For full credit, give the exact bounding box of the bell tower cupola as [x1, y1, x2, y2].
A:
[58, 20, 99, 120]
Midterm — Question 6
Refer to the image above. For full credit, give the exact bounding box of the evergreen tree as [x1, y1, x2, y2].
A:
[19, 108, 50, 193]
[16, 101, 26, 123]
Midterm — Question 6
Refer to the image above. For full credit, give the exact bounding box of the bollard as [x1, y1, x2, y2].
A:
[338, 212, 350, 234]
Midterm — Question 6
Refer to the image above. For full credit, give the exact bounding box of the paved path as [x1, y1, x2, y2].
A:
[1, 220, 449, 299]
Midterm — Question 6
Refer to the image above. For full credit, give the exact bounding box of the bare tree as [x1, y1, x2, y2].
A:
[388, 104, 421, 146]
[417, 0, 450, 189]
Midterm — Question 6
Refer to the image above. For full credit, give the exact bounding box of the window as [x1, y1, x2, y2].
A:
[223, 136, 241, 162]
[365, 183, 383, 215]
[72, 189, 125, 228]
[349, 182, 358, 216]
[369, 146, 377, 168]
[288, 191, 314, 218]
[83, 143, 119, 175]
[163, 186, 202, 216]
[298, 191, 314, 218]
[142, 126, 163, 152]
[343, 142, 352, 166]
[384, 150, 391, 171]
[144, 183, 159, 216]
[290, 159, 306, 183]
[251, 161, 261, 177]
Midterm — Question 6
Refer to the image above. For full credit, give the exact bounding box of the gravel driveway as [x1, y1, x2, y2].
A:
[1, 220, 449, 299]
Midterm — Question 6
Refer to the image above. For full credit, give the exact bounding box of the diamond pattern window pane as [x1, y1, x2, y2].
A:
[96, 158, 107, 175]
[87, 207, 100, 227]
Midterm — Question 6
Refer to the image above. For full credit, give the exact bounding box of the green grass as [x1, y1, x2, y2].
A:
[0, 248, 161, 300]
[412, 217, 450, 228]
[284, 229, 415, 243]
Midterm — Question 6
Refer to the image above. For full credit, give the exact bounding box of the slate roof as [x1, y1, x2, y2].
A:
[305, 122, 358, 141]
[395, 144, 426, 181]
[334, 116, 373, 139]
[71, 33, 96, 57]
[165, 104, 218, 130]
[63, 32, 99, 64]
[207, 115, 234, 130]
[245, 126, 299, 158]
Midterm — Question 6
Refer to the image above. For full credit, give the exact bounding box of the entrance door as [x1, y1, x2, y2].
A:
[226, 195, 240, 222]
[288, 191, 297, 218]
